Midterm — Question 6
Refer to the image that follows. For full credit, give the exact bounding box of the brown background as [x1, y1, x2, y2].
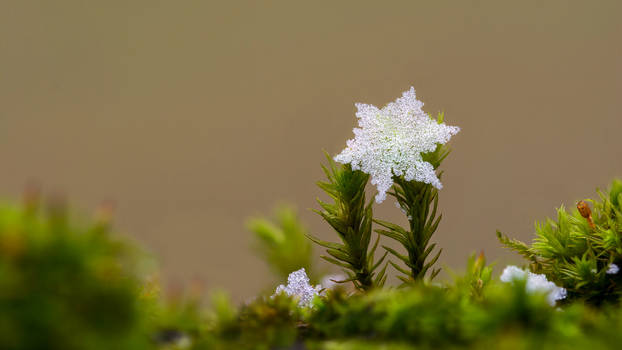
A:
[1, 1, 621, 301]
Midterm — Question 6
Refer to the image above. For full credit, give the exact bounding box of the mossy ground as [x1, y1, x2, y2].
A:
[3, 182, 622, 349]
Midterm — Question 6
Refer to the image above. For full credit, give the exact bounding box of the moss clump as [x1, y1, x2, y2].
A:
[498, 179, 622, 305]
[198, 279, 622, 350]
[0, 194, 152, 350]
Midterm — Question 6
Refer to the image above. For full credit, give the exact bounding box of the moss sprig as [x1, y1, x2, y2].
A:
[375, 142, 450, 283]
[308, 154, 388, 291]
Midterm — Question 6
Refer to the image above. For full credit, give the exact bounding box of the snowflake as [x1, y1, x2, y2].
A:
[500, 265, 567, 306]
[273, 268, 319, 307]
[334, 87, 460, 203]
[607, 263, 619, 275]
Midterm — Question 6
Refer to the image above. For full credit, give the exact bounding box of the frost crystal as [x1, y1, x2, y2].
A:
[607, 263, 619, 275]
[500, 265, 567, 306]
[273, 268, 318, 307]
[334, 87, 460, 203]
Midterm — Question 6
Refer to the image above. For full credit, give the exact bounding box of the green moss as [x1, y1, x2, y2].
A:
[310, 154, 387, 290]
[0, 198, 152, 350]
[6, 178, 622, 349]
[498, 179, 622, 305]
[247, 205, 315, 280]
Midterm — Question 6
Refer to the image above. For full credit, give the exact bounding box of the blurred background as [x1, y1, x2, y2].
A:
[1, 1, 621, 301]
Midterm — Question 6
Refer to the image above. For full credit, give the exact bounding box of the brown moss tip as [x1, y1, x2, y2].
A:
[474, 250, 485, 272]
[577, 200, 595, 229]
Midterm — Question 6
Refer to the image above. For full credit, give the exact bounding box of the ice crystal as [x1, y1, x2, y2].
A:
[334, 87, 460, 203]
[607, 263, 619, 275]
[273, 268, 318, 307]
[500, 265, 567, 306]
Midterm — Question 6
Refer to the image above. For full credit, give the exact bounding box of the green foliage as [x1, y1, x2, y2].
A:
[7, 184, 622, 349]
[449, 252, 494, 300]
[247, 205, 315, 280]
[498, 179, 622, 305]
[199, 277, 622, 350]
[143, 282, 210, 350]
[310, 154, 387, 291]
[7, 123, 622, 349]
[0, 195, 152, 350]
[203, 293, 303, 350]
[308, 286, 469, 345]
[376, 142, 450, 283]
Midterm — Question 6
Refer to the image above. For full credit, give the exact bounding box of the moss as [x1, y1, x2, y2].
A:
[499, 179, 622, 305]
[0, 197, 152, 350]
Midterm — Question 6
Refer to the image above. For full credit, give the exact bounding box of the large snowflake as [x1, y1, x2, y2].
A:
[334, 87, 460, 203]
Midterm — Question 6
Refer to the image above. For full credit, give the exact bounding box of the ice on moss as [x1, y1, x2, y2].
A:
[334, 87, 460, 203]
[273, 268, 318, 307]
[500, 265, 567, 306]
[607, 263, 619, 275]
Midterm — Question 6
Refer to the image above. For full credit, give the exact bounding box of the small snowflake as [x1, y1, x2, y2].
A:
[607, 263, 619, 275]
[273, 268, 318, 307]
[334, 87, 460, 203]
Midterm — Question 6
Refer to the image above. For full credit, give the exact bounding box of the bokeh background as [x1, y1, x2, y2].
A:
[1, 1, 621, 301]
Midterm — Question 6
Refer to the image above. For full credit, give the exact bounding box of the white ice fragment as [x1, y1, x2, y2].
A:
[607, 263, 619, 275]
[500, 265, 567, 306]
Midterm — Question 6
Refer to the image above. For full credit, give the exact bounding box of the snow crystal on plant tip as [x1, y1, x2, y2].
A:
[500, 265, 567, 306]
[273, 268, 318, 307]
[334, 87, 460, 203]
[607, 263, 619, 275]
